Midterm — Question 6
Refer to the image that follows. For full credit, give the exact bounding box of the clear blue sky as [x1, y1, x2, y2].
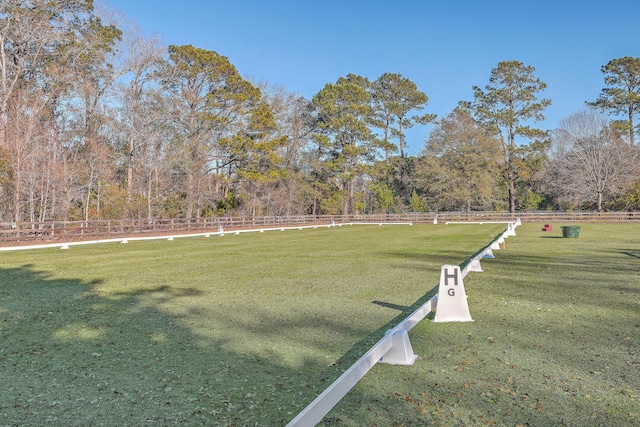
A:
[104, 0, 640, 155]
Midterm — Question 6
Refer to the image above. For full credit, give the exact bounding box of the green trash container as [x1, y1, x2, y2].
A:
[561, 226, 581, 238]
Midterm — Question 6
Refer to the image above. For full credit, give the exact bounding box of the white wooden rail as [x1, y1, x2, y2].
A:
[0, 219, 517, 426]
[286, 293, 439, 427]
[286, 222, 518, 426]
[0, 222, 414, 252]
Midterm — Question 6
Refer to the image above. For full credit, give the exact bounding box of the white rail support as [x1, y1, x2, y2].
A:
[379, 330, 418, 365]
[465, 259, 483, 273]
[287, 293, 438, 427]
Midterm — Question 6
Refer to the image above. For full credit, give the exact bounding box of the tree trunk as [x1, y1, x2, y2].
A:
[508, 173, 516, 214]
[127, 106, 135, 214]
[383, 118, 390, 163]
[508, 133, 517, 214]
[629, 106, 634, 146]
[342, 193, 349, 216]
[399, 120, 405, 159]
[186, 172, 194, 219]
[597, 191, 603, 212]
[0, 35, 8, 149]
[13, 156, 21, 223]
[147, 169, 154, 221]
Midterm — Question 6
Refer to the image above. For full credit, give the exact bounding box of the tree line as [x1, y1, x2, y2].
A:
[1, 1, 639, 223]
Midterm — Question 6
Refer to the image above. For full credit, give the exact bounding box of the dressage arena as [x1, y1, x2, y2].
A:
[0, 223, 638, 426]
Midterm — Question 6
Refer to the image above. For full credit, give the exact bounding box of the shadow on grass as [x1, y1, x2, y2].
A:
[111, 284, 206, 299]
[372, 300, 409, 312]
[330, 285, 438, 372]
[0, 265, 347, 426]
[323, 228, 640, 426]
[620, 250, 640, 259]
[382, 250, 484, 273]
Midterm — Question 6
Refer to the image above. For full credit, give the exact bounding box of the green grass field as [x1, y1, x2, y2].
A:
[328, 223, 640, 426]
[0, 223, 638, 426]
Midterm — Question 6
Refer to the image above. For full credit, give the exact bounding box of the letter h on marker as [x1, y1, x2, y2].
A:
[443, 267, 458, 287]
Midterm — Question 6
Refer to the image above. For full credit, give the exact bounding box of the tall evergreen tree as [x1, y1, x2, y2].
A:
[588, 56, 640, 146]
[309, 74, 375, 215]
[370, 72, 434, 159]
[370, 73, 434, 207]
[464, 60, 550, 213]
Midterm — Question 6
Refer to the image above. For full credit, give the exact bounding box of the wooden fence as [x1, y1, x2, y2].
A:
[0, 211, 637, 245]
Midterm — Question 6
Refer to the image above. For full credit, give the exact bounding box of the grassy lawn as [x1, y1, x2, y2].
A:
[328, 223, 640, 426]
[1, 223, 638, 426]
[0, 224, 505, 426]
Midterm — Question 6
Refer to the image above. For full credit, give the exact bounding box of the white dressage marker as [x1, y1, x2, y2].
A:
[433, 265, 473, 323]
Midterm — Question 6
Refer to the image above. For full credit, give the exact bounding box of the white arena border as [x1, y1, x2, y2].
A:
[445, 221, 516, 224]
[0, 222, 414, 252]
[286, 220, 520, 426]
[0, 219, 516, 426]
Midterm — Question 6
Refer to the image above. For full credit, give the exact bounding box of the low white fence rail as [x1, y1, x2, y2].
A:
[0, 218, 519, 425]
[0, 221, 420, 253]
[286, 220, 519, 426]
[0, 211, 636, 245]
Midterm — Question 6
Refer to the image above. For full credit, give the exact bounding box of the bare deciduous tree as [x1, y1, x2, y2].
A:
[111, 20, 165, 217]
[547, 110, 638, 211]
